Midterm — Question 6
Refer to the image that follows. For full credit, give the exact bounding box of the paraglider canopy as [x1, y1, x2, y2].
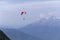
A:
[20, 11, 27, 20]
[21, 11, 26, 15]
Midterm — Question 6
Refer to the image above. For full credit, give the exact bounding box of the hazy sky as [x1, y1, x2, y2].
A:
[0, 0, 60, 28]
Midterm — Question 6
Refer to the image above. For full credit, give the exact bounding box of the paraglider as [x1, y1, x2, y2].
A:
[20, 11, 27, 20]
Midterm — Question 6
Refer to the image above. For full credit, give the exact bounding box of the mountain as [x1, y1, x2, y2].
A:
[1, 28, 42, 40]
[0, 30, 10, 40]
[1, 16, 60, 40]
[20, 16, 60, 40]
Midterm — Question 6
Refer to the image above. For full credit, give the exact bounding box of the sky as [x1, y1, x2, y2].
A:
[0, 0, 60, 28]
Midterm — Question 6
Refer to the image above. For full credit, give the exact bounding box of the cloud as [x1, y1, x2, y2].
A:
[1, 0, 60, 4]
[0, 1, 60, 10]
[0, 1, 60, 28]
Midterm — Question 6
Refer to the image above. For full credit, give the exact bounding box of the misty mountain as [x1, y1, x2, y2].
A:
[1, 28, 42, 40]
[20, 16, 60, 40]
[1, 16, 60, 40]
